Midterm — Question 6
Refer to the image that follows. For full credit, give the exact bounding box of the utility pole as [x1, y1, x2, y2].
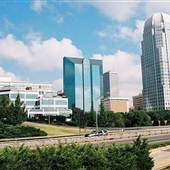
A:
[96, 110, 99, 132]
[48, 115, 50, 124]
[79, 110, 81, 134]
[96, 96, 102, 132]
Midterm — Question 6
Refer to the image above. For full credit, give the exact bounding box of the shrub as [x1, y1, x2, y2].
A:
[0, 122, 47, 139]
[65, 121, 77, 126]
[106, 144, 138, 170]
[0, 137, 154, 170]
[132, 136, 154, 170]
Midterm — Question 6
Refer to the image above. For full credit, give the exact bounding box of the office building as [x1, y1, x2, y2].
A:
[104, 97, 129, 113]
[0, 81, 52, 93]
[0, 81, 72, 117]
[133, 93, 143, 110]
[103, 72, 119, 98]
[103, 72, 128, 112]
[141, 13, 170, 111]
[28, 93, 72, 117]
[63, 57, 103, 112]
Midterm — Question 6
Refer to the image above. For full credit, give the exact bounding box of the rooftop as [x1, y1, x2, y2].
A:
[144, 12, 170, 30]
[104, 97, 129, 100]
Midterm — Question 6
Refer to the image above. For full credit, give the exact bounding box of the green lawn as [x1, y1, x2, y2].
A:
[23, 121, 83, 136]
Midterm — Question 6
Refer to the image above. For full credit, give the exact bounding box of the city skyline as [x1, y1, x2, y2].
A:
[0, 1, 170, 101]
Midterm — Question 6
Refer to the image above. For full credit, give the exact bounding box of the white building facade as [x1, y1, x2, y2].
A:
[0, 81, 72, 117]
[29, 93, 72, 117]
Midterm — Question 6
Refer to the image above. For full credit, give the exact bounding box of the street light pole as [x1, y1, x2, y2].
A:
[96, 96, 103, 132]
[48, 115, 50, 124]
[96, 109, 99, 132]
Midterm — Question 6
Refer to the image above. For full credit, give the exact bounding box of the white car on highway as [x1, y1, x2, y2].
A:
[85, 130, 108, 137]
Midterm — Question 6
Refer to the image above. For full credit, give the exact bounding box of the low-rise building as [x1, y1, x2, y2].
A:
[28, 92, 72, 117]
[0, 81, 52, 93]
[0, 81, 72, 117]
[133, 93, 143, 110]
[104, 97, 129, 113]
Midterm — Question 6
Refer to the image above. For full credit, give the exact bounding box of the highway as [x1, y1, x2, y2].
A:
[1, 126, 170, 148]
[1, 126, 170, 169]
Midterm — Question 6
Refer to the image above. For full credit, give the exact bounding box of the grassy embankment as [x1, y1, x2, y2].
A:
[23, 121, 83, 136]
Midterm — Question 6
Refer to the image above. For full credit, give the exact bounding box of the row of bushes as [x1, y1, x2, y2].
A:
[0, 122, 47, 139]
[28, 115, 67, 125]
[0, 137, 153, 170]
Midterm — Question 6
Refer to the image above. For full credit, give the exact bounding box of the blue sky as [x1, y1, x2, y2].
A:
[0, 0, 169, 99]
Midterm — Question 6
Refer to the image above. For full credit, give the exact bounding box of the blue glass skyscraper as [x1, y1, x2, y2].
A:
[63, 57, 103, 112]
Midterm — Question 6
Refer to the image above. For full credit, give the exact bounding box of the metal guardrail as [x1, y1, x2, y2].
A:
[0, 133, 83, 142]
[101, 125, 170, 131]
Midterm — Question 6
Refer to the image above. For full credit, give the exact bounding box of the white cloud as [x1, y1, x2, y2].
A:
[96, 19, 144, 44]
[96, 27, 114, 40]
[0, 34, 83, 71]
[67, 1, 140, 22]
[0, 32, 3, 38]
[93, 51, 142, 103]
[96, 31, 107, 38]
[56, 16, 64, 24]
[25, 32, 42, 41]
[3, 17, 14, 30]
[0, 34, 142, 105]
[119, 20, 144, 42]
[145, 0, 170, 16]
[90, 1, 140, 22]
[0, 67, 20, 82]
[31, 0, 47, 12]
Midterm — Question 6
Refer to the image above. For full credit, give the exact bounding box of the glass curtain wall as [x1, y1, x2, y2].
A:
[63, 57, 103, 112]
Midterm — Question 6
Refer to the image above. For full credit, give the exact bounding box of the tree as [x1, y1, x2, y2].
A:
[71, 105, 84, 127]
[147, 111, 160, 126]
[105, 111, 125, 127]
[132, 136, 154, 170]
[100, 99, 105, 115]
[0, 94, 27, 125]
[0, 95, 11, 123]
[163, 110, 170, 125]
[98, 100, 107, 127]
[12, 94, 27, 125]
[86, 111, 96, 127]
[124, 111, 152, 127]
